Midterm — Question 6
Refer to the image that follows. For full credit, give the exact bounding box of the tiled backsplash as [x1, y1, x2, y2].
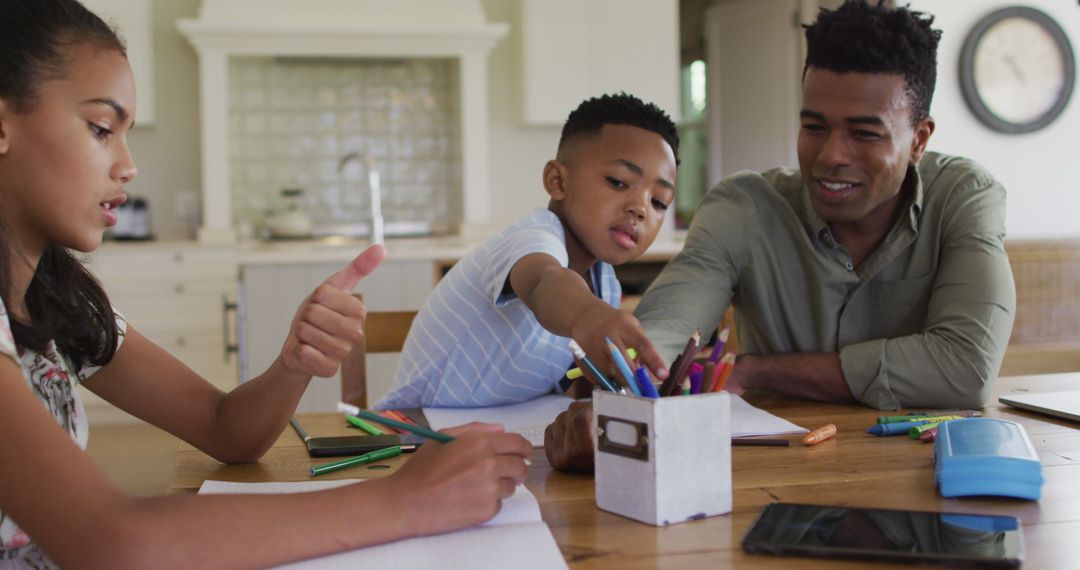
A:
[228, 57, 461, 235]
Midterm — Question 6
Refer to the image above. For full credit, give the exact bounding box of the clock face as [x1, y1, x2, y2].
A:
[974, 18, 1068, 124]
[960, 7, 1076, 134]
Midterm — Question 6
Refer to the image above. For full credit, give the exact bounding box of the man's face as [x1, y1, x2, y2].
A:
[797, 68, 933, 234]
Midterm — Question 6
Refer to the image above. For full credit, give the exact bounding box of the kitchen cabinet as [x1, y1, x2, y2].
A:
[239, 259, 436, 413]
[80, 244, 239, 423]
[521, 0, 681, 125]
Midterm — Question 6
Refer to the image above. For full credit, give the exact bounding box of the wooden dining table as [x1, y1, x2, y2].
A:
[170, 373, 1080, 569]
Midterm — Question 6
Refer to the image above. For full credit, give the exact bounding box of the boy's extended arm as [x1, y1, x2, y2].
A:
[509, 253, 669, 381]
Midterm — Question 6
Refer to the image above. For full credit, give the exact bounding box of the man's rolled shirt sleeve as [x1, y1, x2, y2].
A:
[840, 167, 1015, 410]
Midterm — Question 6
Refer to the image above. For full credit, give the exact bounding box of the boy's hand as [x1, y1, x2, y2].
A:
[280, 244, 387, 378]
[570, 304, 668, 388]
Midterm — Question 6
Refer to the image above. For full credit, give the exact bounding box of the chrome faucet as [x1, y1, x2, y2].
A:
[337, 152, 384, 244]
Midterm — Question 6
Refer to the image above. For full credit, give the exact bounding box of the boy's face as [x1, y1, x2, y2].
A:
[545, 124, 676, 269]
[797, 68, 933, 236]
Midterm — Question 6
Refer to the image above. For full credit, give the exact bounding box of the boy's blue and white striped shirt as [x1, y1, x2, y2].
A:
[376, 208, 621, 409]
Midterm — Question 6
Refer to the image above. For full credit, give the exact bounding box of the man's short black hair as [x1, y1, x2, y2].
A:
[558, 93, 680, 164]
[803, 0, 942, 125]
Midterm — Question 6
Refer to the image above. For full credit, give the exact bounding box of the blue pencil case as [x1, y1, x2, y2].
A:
[933, 418, 1043, 500]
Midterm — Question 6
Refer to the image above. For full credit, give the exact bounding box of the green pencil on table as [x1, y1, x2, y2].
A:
[345, 414, 386, 435]
[337, 403, 455, 443]
[310, 446, 402, 476]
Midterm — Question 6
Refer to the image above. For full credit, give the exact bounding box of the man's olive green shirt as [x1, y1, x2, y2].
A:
[635, 152, 1016, 410]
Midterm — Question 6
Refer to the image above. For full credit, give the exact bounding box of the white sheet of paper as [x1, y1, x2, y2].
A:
[730, 394, 808, 436]
[423, 392, 805, 442]
[197, 480, 566, 569]
[276, 523, 565, 570]
[198, 480, 541, 528]
[423, 394, 575, 447]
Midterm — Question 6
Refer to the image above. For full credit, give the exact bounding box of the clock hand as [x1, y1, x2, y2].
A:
[1004, 55, 1026, 84]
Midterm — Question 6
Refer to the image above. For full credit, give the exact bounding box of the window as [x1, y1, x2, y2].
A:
[675, 59, 709, 229]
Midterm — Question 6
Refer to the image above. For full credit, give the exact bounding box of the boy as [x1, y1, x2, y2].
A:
[377, 93, 677, 408]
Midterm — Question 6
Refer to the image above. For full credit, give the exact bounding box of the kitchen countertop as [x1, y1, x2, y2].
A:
[97, 232, 689, 266]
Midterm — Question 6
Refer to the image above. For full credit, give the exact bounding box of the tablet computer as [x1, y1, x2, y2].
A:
[999, 390, 1080, 423]
[742, 502, 1023, 567]
[305, 433, 425, 457]
[289, 416, 425, 457]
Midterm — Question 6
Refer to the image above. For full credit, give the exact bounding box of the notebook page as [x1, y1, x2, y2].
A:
[198, 480, 542, 528]
[424, 392, 805, 441]
[198, 480, 564, 569]
[423, 394, 575, 447]
[730, 394, 808, 436]
[273, 522, 566, 570]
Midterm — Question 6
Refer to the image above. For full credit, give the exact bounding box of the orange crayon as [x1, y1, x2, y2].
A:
[802, 423, 837, 446]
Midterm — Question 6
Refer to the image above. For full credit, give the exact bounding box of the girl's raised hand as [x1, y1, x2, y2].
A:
[280, 244, 387, 377]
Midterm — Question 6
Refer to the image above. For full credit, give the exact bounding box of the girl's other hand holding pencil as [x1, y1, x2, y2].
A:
[381, 422, 531, 537]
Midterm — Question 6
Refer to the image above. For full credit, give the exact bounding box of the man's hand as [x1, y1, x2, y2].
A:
[280, 244, 387, 378]
[544, 401, 596, 472]
[720, 353, 749, 395]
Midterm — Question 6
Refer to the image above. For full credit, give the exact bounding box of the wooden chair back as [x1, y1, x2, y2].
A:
[340, 297, 417, 408]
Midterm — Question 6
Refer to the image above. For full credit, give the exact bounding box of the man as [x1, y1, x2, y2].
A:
[546, 0, 1016, 472]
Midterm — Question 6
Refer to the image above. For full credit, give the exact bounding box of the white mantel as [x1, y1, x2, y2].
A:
[178, 0, 508, 243]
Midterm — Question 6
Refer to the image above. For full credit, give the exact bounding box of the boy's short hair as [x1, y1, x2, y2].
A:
[803, 0, 941, 125]
[558, 93, 680, 164]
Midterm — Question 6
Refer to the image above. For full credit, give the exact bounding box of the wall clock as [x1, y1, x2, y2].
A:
[959, 6, 1075, 134]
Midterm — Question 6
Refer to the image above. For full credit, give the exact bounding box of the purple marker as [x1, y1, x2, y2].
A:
[708, 328, 730, 363]
[688, 362, 704, 394]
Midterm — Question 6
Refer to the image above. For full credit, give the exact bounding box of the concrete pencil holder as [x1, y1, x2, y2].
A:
[593, 390, 732, 526]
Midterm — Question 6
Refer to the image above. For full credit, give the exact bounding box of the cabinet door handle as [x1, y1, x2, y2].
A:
[222, 296, 239, 362]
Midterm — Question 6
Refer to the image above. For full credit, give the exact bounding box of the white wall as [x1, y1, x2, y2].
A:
[908, 0, 1080, 239]
[123, 0, 202, 241]
[482, 0, 563, 226]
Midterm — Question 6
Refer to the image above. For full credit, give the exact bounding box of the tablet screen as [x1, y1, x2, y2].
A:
[742, 503, 1023, 567]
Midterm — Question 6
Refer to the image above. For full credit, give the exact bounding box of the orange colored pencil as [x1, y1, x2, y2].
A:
[711, 353, 736, 392]
[386, 409, 413, 424]
[374, 411, 406, 433]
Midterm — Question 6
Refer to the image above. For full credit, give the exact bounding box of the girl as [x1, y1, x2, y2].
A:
[0, 1, 531, 567]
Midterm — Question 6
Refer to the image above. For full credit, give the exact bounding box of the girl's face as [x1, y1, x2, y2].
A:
[0, 42, 137, 258]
